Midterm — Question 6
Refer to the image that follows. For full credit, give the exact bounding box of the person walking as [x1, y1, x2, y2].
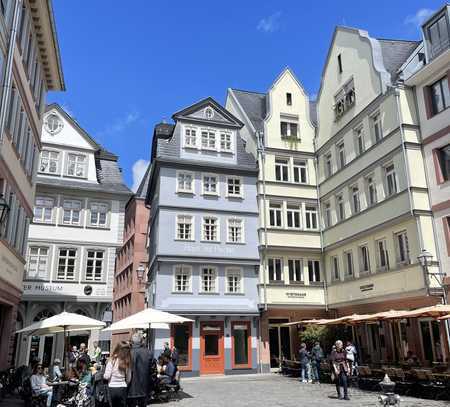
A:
[298, 343, 311, 383]
[93, 341, 102, 363]
[345, 341, 357, 376]
[331, 340, 350, 400]
[127, 333, 154, 407]
[311, 342, 324, 383]
[104, 341, 132, 407]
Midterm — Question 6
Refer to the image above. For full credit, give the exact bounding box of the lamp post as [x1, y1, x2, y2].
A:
[136, 264, 145, 283]
[0, 194, 10, 235]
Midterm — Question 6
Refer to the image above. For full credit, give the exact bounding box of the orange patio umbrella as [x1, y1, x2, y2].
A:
[350, 309, 411, 323]
[401, 304, 450, 319]
[319, 314, 361, 325]
[437, 314, 450, 321]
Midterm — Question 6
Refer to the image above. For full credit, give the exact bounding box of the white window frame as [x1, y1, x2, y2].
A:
[385, 164, 398, 196]
[33, 196, 54, 223]
[359, 244, 370, 273]
[371, 111, 383, 143]
[62, 199, 83, 226]
[183, 125, 197, 149]
[354, 125, 365, 156]
[84, 249, 104, 282]
[202, 216, 220, 242]
[269, 202, 283, 228]
[286, 204, 301, 229]
[331, 256, 340, 281]
[219, 132, 233, 152]
[39, 149, 60, 174]
[227, 217, 244, 244]
[176, 170, 195, 194]
[366, 175, 377, 206]
[376, 238, 390, 271]
[336, 141, 345, 169]
[56, 247, 77, 281]
[202, 173, 219, 196]
[225, 267, 243, 294]
[268, 258, 283, 282]
[305, 206, 318, 230]
[293, 159, 307, 184]
[226, 176, 243, 198]
[344, 251, 354, 277]
[173, 265, 192, 293]
[351, 185, 360, 214]
[395, 231, 410, 264]
[275, 157, 289, 182]
[66, 153, 87, 178]
[201, 129, 217, 151]
[324, 202, 332, 228]
[280, 120, 299, 139]
[288, 258, 303, 283]
[336, 194, 345, 222]
[27, 246, 49, 279]
[176, 214, 194, 241]
[201, 266, 218, 293]
[89, 201, 109, 228]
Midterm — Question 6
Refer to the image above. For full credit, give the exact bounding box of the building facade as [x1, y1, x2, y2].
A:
[0, 0, 64, 369]
[226, 69, 325, 372]
[316, 27, 443, 364]
[16, 105, 131, 367]
[112, 165, 151, 348]
[146, 98, 260, 376]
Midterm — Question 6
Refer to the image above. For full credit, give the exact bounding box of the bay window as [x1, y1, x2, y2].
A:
[275, 157, 289, 181]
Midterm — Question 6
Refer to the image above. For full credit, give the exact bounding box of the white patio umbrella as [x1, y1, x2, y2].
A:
[103, 308, 192, 332]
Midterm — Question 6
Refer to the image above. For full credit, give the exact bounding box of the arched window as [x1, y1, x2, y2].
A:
[34, 310, 54, 322]
[74, 309, 88, 317]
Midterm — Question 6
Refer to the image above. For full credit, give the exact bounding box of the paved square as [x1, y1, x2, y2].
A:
[175, 374, 448, 406]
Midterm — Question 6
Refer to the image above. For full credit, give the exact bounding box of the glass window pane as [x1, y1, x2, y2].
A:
[205, 335, 219, 356]
[173, 324, 190, 367]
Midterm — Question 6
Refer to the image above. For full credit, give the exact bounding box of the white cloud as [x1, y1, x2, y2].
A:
[257, 11, 282, 33]
[131, 159, 149, 192]
[404, 8, 434, 27]
[97, 111, 140, 137]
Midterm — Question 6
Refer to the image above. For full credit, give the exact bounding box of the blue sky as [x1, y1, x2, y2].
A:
[48, 0, 443, 190]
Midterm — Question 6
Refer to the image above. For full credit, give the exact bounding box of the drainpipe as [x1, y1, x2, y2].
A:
[0, 0, 22, 143]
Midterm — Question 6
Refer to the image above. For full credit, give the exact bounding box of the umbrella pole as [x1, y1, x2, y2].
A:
[64, 326, 68, 371]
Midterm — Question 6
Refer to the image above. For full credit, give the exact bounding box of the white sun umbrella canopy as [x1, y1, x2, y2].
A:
[16, 311, 106, 336]
[103, 308, 192, 332]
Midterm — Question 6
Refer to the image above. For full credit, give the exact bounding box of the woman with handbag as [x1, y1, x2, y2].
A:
[330, 340, 350, 400]
[104, 341, 132, 407]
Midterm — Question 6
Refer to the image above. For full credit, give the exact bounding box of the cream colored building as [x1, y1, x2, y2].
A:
[227, 68, 324, 371]
[316, 26, 443, 364]
[0, 0, 64, 370]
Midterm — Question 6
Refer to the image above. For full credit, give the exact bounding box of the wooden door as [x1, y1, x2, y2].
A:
[200, 322, 224, 374]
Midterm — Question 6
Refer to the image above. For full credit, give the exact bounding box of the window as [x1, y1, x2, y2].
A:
[286, 204, 301, 229]
[336, 194, 345, 221]
[427, 14, 450, 59]
[337, 54, 343, 73]
[337, 142, 345, 169]
[331, 256, 340, 280]
[202, 174, 218, 195]
[308, 260, 321, 283]
[176, 215, 193, 240]
[39, 150, 59, 174]
[351, 186, 360, 214]
[359, 245, 370, 273]
[90, 202, 108, 227]
[269, 203, 282, 227]
[305, 206, 318, 230]
[174, 265, 191, 292]
[366, 175, 377, 206]
[201, 130, 216, 150]
[184, 127, 197, 147]
[220, 133, 232, 152]
[275, 157, 289, 181]
[324, 202, 331, 228]
[325, 153, 332, 177]
[372, 113, 382, 143]
[226, 268, 242, 293]
[286, 93, 292, 105]
[227, 218, 244, 243]
[376, 239, 389, 270]
[396, 231, 410, 264]
[355, 127, 365, 156]
[177, 172, 194, 193]
[202, 217, 219, 241]
[33, 197, 53, 223]
[232, 322, 250, 368]
[280, 121, 298, 138]
[85, 250, 103, 281]
[293, 160, 307, 183]
[57, 248, 77, 280]
[27, 247, 49, 279]
[201, 267, 217, 292]
[438, 145, 450, 181]
[344, 251, 353, 277]
[62, 199, 82, 225]
[288, 259, 303, 283]
[172, 324, 191, 368]
[385, 164, 397, 196]
[227, 177, 242, 197]
[430, 77, 450, 115]
[66, 153, 87, 178]
[268, 258, 283, 282]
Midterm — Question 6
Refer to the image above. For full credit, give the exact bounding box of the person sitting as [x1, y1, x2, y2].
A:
[30, 364, 53, 407]
[77, 359, 92, 386]
[159, 356, 176, 385]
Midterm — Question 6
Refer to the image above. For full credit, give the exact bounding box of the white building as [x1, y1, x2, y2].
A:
[15, 104, 131, 367]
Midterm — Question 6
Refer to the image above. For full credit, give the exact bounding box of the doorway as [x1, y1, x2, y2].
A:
[200, 322, 224, 374]
[268, 319, 291, 368]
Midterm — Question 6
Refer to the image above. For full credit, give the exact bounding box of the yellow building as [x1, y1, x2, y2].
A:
[0, 0, 64, 369]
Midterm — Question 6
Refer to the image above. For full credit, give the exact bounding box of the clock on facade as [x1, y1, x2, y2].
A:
[44, 113, 63, 135]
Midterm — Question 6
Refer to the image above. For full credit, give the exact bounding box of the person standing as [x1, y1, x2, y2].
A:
[68, 345, 79, 368]
[104, 341, 132, 407]
[345, 341, 357, 376]
[298, 343, 311, 383]
[127, 333, 154, 407]
[79, 343, 91, 365]
[331, 340, 350, 400]
[162, 342, 171, 359]
[171, 346, 179, 368]
[93, 341, 102, 363]
[311, 342, 324, 383]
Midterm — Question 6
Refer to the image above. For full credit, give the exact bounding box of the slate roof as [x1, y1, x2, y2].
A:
[309, 100, 317, 126]
[135, 162, 152, 198]
[377, 39, 420, 82]
[230, 89, 266, 132]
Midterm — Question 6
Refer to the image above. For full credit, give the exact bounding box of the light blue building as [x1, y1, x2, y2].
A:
[145, 98, 260, 376]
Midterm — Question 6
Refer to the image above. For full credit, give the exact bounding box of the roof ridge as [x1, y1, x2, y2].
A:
[230, 88, 266, 96]
[377, 38, 420, 43]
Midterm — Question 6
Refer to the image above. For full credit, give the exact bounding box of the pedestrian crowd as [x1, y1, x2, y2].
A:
[295, 340, 358, 401]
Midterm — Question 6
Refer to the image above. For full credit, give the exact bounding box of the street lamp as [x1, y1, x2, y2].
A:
[417, 249, 433, 269]
[136, 264, 145, 283]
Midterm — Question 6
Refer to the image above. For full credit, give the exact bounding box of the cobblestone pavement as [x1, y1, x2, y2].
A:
[174, 374, 448, 407]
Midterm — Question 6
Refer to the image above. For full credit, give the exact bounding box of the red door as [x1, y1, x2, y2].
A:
[200, 322, 224, 374]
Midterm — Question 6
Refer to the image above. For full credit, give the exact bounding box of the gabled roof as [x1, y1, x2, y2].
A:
[135, 162, 152, 198]
[377, 39, 421, 81]
[172, 97, 244, 128]
[229, 89, 267, 132]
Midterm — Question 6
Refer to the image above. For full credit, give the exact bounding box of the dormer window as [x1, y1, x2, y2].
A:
[201, 130, 216, 150]
[39, 150, 59, 174]
[220, 133, 232, 152]
[286, 93, 292, 106]
[184, 127, 197, 148]
[66, 153, 87, 178]
[425, 12, 450, 60]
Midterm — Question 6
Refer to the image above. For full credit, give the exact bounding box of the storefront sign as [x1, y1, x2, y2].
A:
[286, 292, 307, 298]
[23, 282, 108, 298]
[360, 283, 374, 292]
[182, 243, 235, 256]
